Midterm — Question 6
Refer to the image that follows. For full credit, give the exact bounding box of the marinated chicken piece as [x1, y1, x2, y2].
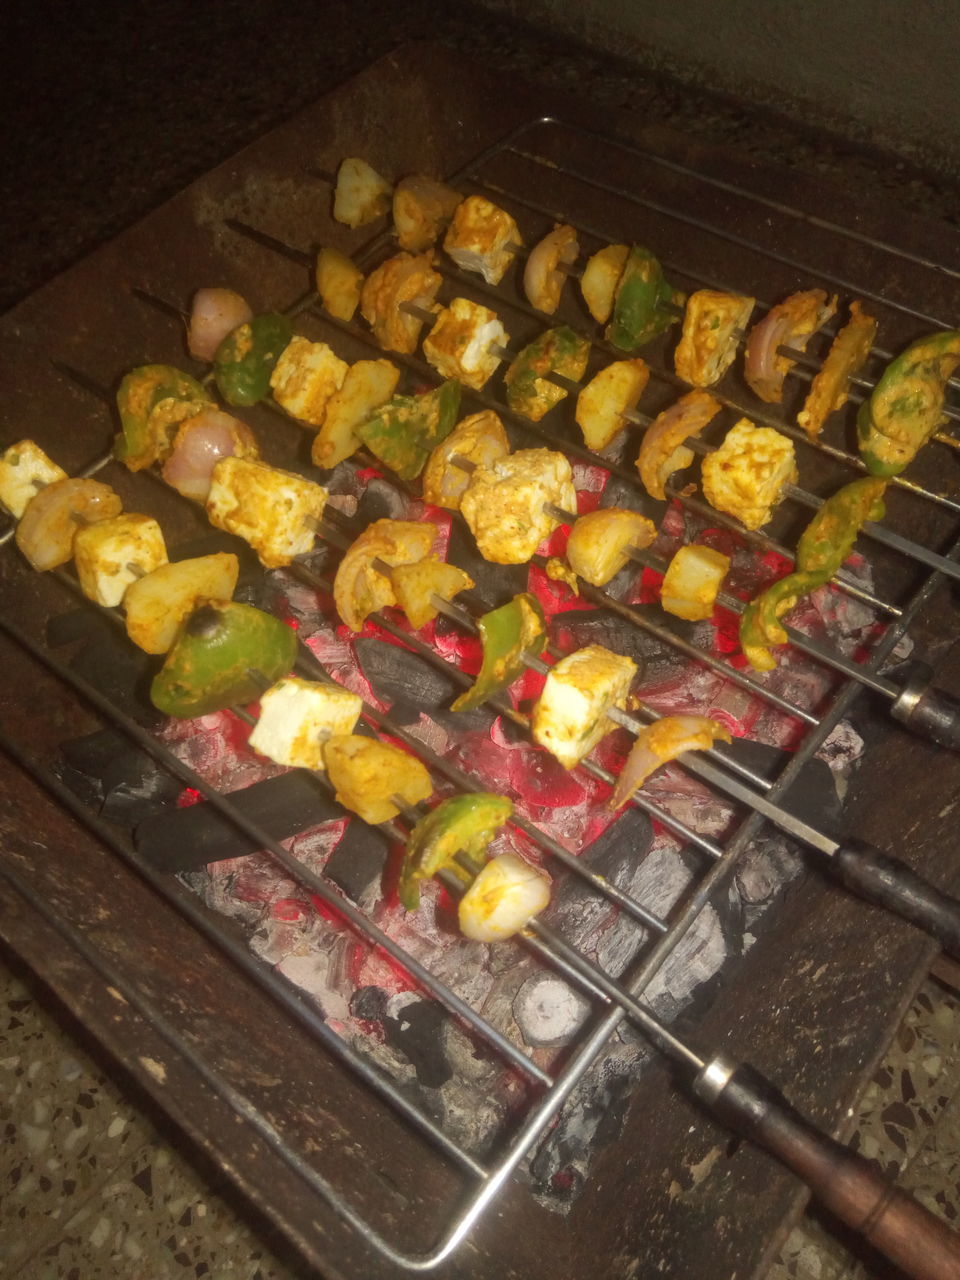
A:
[74, 513, 168, 608]
[566, 507, 656, 586]
[393, 174, 461, 252]
[248, 678, 363, 770]
[660, 544, 731, 621]
[459, 448, 576, 564]
[674, 290, 756, 387]
[333, 518, 437, 631]
[636, 389, 723, 501]
[206, 456, 328, 568]
[443, 195, 522, 285]
[360, 251, 442, 354]
[523, 224, 579, 315]
[744, 289, 838, 404]
[391, 556, 474, 628]
[458, 853, 552, 942]
[422, 297, 507, 391]
[531, 645, 637, 770]
[269, 335, 349, 427]
[575, 358, 650, 451]
[315, 247, 364, 322]
[124, 553, 240, 654]
[322, 734, 433, 824]
[332, 157, 392, 228]
[580, 244, 629, 324]
[797, 301, 878, 441]
[311, 358, 400, 469]
[701, 419, 798, 531]
[16, 478, 123, 571]
[0, 439, 67, 518]
[421, 410, 510, 510]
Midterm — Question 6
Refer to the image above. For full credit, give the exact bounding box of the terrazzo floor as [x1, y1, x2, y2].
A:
[2, 945, 959, 1278]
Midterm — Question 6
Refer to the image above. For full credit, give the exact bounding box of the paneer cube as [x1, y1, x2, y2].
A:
[660, 544, 731, 621]
[0, 439, 67, 518]
[248, 678, 362, 770]
[701, 419, 798, 531]
[459, 448, 575, 564]
[443, 195, 521, 285]
[124, 553, 239, 653]
[322, 734, 433, 824]
[531, 645, 637, 770]
[269, 335, 348, 427]
[674, 290, 756, 388]
[332, 157, 392, 228]
[74, 513, 168, 608]
[207, 456, 328, 568]
[422, 297, 507, 391]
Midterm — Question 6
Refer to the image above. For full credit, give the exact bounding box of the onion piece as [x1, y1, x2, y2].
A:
[580, 244, 629, 324]
[187, 288, 253, 362]
[523, 224, 579, 315]
[161, 408, 260, 503]
[636, 389, 722, 500]
[16, 478, 122, 571]
[458, 853, 551, 942]
[744, 289, 837, 404]
[610, 715, 732, 811]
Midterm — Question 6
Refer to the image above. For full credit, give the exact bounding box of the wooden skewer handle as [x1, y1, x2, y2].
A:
[695, 1056, 960, 1280]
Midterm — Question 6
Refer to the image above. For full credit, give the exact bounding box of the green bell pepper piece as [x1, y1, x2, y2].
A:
[151, 601, 297, 718]
[115, 365, 212, 471]
[398, 792, 514, 910]
[451, 593, 547, 712]
[739, 476, 887, 670]
[606, 245, 685, 352]
[214, 313, 293, 407]
[504, 325, 591, 420]
[356, 379, 461, 480]
[857, 330, 960, 477]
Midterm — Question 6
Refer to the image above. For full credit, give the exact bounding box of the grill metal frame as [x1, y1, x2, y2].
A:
[2, 68, 960, 1279]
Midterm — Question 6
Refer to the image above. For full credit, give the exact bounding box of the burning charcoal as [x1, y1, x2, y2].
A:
[349, 985, 387, 1022]
[135, 770, 347, 873]
[551, 607, 686, 674]
[547, 804, 653, 920]
[445, 519, 528, 607]
[353, 476, 413, 528]
[354, 637, 491, 731]
[735, 834, 802, 909]
[513, 973, 592, 1048]
[382, 995, 452, 1089]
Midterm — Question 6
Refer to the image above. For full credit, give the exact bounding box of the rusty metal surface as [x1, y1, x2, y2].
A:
[1, 41, 960, 1280]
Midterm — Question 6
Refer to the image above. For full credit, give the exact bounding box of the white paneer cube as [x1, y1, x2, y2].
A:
[124, 552, 240, 653]
[660, 544, 731, 621]
[532, 645, 637, 770]
[422, 297, 507, 391]
[0, 439, 68, 518]
[701, 419, 798, 531]
[443, 195, 521, 285]
[269, 335, 349, 427]
[73, 513, 168, 608]
[248, 678, 363, 770]
[459, 448, 575, 564]
[206, 456, 328, 568]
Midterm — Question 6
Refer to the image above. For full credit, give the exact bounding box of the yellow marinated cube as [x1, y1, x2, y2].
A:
[443, 195, 521, 285]
[532, 645, 637, 770]
[660, 544, 731, 621]
[322, 734, 433, 824]
[459, 449, 575, 564]
[269, 335, 349, 427]
[248, 678, 362, 770]
[74, 513, 167, 608]
[701, 419, 798, 531]
[207, 456, 328, 568]
[0, 439, 67, 519]
[422, 297, 507, 391]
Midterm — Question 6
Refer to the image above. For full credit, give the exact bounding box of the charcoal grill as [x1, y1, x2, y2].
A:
[3, 43, 960, 1280]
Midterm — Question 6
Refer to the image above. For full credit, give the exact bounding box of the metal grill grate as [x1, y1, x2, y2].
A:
[2, 114, 960, 1272]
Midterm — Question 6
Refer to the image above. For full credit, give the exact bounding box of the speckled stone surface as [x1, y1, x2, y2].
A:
[3, 4, 960, 1277]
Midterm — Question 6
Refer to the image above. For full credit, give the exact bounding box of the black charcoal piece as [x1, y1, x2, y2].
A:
[57, 727, 181, 826]
[323, 819, 390, 902]
[349, 986, 388, 1022]
[354, 636, 492, 732]
[135, 771, 346, 873]
[382, 999, 451, 1089]
[723, 738, 843, 838]
[445, 520, 528, 608]
[548, 804, 654, 915]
